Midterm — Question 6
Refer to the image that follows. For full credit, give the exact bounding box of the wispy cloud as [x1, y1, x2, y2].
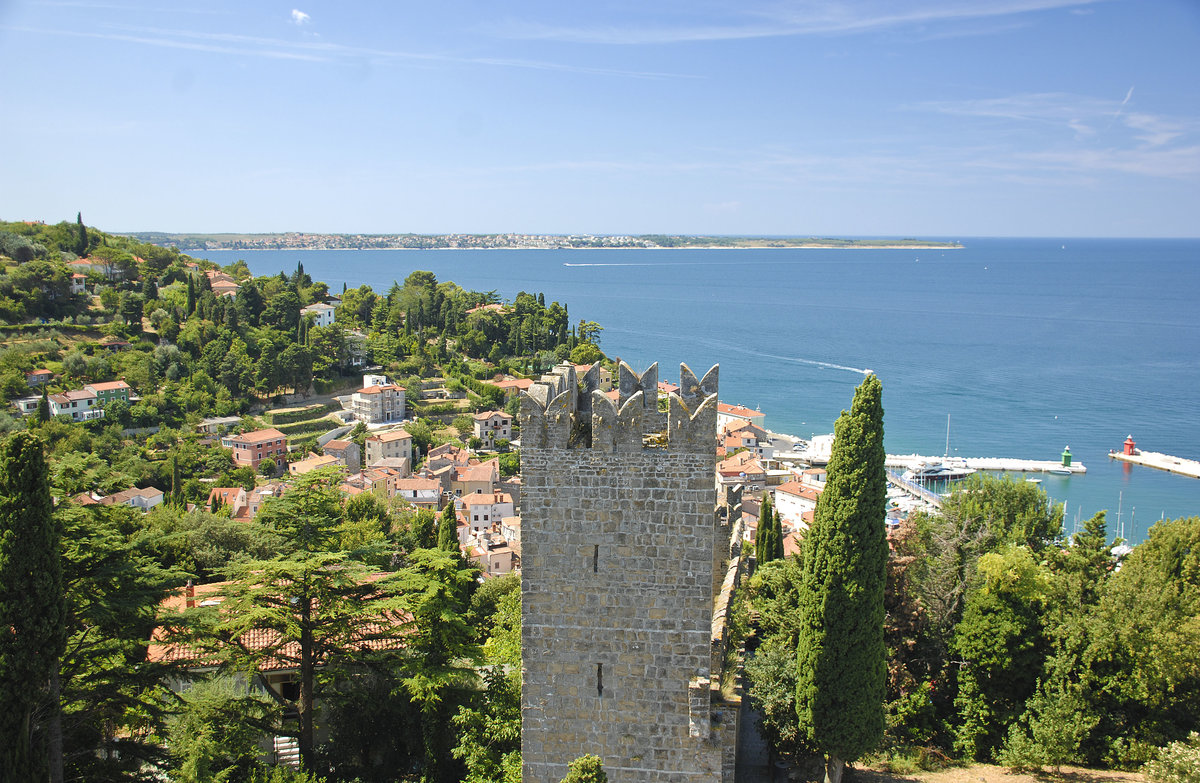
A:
[1018, 145, 1200, 178]
[3, 24, 331, 61]
[915, 90, 1197, 150]
[2, 22, 694, 80]
[458, 127, 1200, 192]
[1122, 113, 1184, 147]
[916, 92, 1114, 126]
[494, 0, 1105, 45]
[291, 9, 310, 26]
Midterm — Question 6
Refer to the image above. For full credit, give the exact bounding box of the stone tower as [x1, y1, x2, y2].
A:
[520, 361, 736, 783]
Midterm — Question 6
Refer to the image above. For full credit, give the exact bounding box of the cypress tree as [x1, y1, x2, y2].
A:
[756, 493, 783, 565]
[74, 212, 87, 257]
[769, 499, 784, 562]
[0, 432, 66, 779]
[170, 455, 181, 506]
[795, 374, 887, 783]
[36, 384, 50, 424]
[186, 275, 196, 315]
[437, 502, 459, 553]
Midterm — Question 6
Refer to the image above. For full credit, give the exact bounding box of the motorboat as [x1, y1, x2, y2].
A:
[903, 460, 975, 483]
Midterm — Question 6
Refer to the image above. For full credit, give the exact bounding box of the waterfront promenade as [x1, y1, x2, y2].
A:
[885, 454, 1087, 475]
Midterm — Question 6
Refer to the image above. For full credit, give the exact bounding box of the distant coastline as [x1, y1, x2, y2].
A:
[124, 231, 963, 253]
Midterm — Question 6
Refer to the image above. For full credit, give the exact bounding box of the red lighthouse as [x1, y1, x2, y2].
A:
[1122, 435, 1137, 456]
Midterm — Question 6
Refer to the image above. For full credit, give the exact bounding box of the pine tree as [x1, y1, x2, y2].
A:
[0, 432, 66, 779]
[795, 374, 887, 783]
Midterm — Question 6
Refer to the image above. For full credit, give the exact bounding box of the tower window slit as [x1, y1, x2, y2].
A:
[597, 663, 603, 697]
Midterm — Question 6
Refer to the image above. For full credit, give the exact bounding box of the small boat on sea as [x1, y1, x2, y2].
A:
[903, 460, 976, 483]
[903, 414, 976, 483]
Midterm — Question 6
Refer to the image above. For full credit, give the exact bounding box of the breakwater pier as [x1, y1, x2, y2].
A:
[1110, 449, 1200, 479]
[885, 454, 1087, 475]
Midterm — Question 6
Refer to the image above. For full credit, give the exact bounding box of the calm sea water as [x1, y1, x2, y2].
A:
[194, 239, 1200, 543]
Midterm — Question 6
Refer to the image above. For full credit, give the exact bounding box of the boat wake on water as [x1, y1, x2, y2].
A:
[757, 351, 872, 375]
[608, 327, 870, 376]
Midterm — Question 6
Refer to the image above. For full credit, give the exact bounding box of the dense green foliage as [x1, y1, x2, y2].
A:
[561, 754, 608, 782]
[748, 459, 1200, 778]
[794, 374, 888, 781]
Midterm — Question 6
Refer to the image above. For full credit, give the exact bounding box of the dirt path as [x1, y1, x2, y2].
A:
[849, 763, 1143, 783]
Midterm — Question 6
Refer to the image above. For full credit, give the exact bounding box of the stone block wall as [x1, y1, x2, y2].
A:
[520, 362, 734, 783]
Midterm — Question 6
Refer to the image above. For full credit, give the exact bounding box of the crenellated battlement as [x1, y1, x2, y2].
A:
[520, 361, 718, 452]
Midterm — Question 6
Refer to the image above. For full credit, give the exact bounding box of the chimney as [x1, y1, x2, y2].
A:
[185, 579, 195, 610]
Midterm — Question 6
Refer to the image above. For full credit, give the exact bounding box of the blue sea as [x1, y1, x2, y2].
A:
[193, 239, 1200, 544]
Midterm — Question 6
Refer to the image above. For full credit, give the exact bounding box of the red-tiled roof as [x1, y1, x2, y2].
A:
[461, 491, 512, 507]
[87, 380, 131, 392]
[717, 402, 763, 418]
[148, 576, 409, 670]
[775, 481, 820, 501]
[99, 487, 163, 505]
[230, 428, 286, 445]
[369, 429, 411, 442]
[394, 478, 441, 492]
[358, 384, 405, 395]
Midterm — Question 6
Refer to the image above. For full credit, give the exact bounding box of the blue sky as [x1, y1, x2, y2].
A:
[1, 0, 1197, 236]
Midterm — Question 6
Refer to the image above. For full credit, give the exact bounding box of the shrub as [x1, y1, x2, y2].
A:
[1143, 732, 1200, 783]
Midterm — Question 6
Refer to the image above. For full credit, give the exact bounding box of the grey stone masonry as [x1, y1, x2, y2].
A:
[520, 362, 735, 783]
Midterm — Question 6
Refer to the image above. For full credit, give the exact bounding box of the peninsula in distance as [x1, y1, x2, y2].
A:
[123, 231, 964, 252]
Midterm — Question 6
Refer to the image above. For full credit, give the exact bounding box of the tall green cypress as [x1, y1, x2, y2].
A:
[770, 501, 784, 562]
[36, 384, 50, 424]
[170, 455, 181, 506]
[0, 432, 66, 779]
[795, 374, 887, 783]
[438, 501, 459, 553]
[756, 493, 783, 565]
[74, 212, 87, 257]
